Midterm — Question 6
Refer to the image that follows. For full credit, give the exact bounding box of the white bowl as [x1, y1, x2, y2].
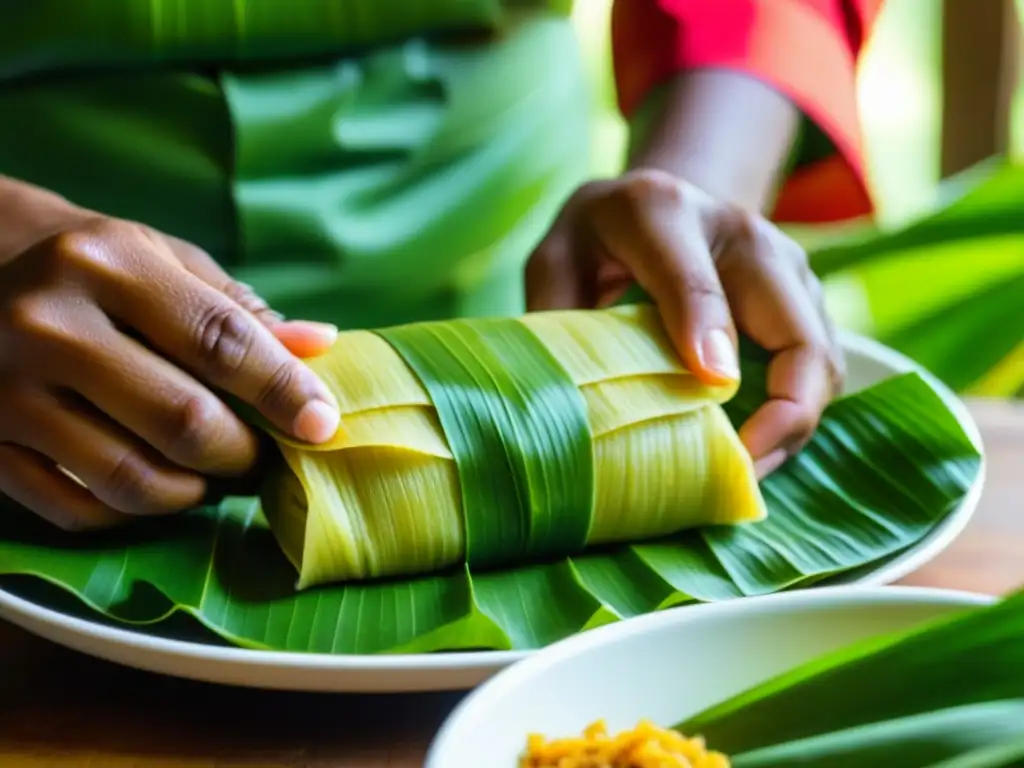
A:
[425, 586, 994, 767]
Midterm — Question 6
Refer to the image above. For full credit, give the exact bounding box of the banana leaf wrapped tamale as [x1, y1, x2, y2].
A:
[261, 305, 767, 589]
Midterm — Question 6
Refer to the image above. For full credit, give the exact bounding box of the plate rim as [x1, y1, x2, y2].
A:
[0, 331, 987, 691]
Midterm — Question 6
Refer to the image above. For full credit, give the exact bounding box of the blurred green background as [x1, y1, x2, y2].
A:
[570, 1, 1024, 400]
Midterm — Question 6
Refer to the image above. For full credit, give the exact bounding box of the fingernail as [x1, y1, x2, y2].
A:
[293, 400, 341, 444]
[283, 321, 338, 345]
[754, 448, 788, 479]
[700, 329, 740, 381]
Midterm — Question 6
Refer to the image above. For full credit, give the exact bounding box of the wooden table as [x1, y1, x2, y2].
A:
[1, 398, 1021, 767]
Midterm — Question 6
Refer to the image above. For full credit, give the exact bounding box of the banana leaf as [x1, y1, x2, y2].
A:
[806, 157, 1024, 398]
[258, 307, 767, 589]
[0, 333, 981, 654]
[676, 589, 1024, 767]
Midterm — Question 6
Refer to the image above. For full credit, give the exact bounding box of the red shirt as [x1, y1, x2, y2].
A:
[611, 0, 884, 223]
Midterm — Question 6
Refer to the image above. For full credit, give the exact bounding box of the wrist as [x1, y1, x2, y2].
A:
[625, 70, 799, 213]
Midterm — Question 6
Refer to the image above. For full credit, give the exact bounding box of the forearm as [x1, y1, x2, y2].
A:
[0, 175, 90, 264]
[627, 70, 800, 213]
[611, 0, 883, 223]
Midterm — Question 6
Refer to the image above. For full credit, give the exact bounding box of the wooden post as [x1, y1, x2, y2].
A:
[940, 0, 1021, 177]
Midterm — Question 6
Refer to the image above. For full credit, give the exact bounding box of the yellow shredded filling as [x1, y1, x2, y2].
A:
[521, 719, 731, 768]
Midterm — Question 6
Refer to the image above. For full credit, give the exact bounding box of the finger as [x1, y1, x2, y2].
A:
[164, 234, 338, 359]
[0, 444, 128, 532]
[718, 229, 834, 465]
[270, 322, 342, 360]
[16, 303, 260, 475]
[753, 447, 789, 479]
[81, 224, 341, 444]
[738, 345, 832, 461]
[163, 234, 279, 324]
[803, 269, 847, 395]
[10, 388, 206, 515]
[525, 232, 588, 312]
[590, 172, 739, 384]
[525, 183, 610, 313]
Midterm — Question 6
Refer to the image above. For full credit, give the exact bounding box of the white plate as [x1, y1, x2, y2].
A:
[425, 586, 995, 768]
[0, 333, 986, 693]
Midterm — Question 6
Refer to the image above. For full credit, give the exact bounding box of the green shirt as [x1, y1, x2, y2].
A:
[0, 3, 589, 328]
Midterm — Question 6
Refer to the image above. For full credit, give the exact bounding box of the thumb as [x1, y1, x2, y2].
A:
[164, 234, 338, 359]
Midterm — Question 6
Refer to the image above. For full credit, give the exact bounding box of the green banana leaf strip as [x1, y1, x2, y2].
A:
[570, 549, 691, 618]
[0, 363, 981, 654]
[472, 561, 617, 649]
[731, 702, 1024, 768]
[929, 738, 1024, 768]
[631, 537, 746, 602]
[797, 158, 1024, 398]
[377, 317, 595, 568]
[679, 591, 1024, 766]
[810, 159, 1024, 278]
[882, 273, 1024, 393]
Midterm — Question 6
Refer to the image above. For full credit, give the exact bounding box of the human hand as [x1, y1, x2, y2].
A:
[525, 170, 844, 478]
[0, 201, 341, 531]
